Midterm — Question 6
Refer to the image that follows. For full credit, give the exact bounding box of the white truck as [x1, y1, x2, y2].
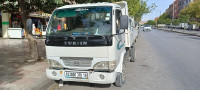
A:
[44, 1, 138, 87]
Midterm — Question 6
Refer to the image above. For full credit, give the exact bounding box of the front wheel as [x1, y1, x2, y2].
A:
[114, 57, 126, 87]
[114, 73, 124, 87]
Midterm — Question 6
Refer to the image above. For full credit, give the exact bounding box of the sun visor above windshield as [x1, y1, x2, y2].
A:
[54, 9, 77, 18]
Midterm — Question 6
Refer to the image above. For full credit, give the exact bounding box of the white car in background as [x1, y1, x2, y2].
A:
[143, 25, 152, 31]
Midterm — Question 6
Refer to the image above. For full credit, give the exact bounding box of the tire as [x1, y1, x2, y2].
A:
[54, 80, 60, 84]
[130, 42, 136, 62]
[114, 73, 124, 87]
[114, 57, 126, 87]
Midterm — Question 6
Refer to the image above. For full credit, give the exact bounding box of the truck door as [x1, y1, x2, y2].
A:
[115, 9, 126, 61]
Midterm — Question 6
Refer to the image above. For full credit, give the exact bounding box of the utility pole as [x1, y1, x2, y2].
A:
[172, 0, 175, 22]
[155, 10, 161, 28]
[172, 0, 175, 30]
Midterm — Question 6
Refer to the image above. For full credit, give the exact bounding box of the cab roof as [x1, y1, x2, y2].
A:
[56, 2, 121, 10]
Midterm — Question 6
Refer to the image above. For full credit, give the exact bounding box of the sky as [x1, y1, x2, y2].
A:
[141, 0, 174, 21]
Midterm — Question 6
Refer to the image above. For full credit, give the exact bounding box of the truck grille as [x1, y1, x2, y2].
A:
[60, 57, 93, 67]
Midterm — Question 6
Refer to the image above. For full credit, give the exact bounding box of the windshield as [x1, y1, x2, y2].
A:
[46, 7, 112, 37]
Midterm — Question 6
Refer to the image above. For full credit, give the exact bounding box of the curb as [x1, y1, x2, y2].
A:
[158, 28, 200, 37]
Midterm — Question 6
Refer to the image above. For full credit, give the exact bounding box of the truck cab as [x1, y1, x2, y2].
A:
[45, 1, 138, 87]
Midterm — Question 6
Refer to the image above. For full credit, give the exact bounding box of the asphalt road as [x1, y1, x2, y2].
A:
[48, 29, 200, 90]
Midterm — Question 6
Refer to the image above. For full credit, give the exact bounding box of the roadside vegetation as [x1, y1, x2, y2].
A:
[145, 0, 200, 29]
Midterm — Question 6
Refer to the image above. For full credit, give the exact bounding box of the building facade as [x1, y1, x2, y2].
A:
[178, 0, 193, 14]
[165, 0, 194, 19]
[166, 4, 173, 18]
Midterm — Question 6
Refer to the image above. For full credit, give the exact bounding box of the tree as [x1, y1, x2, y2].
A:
[172, 19, 180, 25]
[157, 13, 171, 25]
[180, 0, 200, 23]
[145, 20, 156, 25]
[165, 18, 171, 25]
[131, 0, 156, 22]
[0, 0, 66, 61]
[178, 14, 190, 23]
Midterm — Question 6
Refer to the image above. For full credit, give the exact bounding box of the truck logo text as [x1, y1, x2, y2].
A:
[64, 41, 88, 46]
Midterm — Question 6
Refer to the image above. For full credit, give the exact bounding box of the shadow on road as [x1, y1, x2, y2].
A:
[55, 81, 112, 88]
[180, 34, 200, 40]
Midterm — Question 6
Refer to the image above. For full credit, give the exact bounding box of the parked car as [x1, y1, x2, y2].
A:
[180, 23, 189, 29]
[140, 25, 144, 28]
[143, 25, 152, 31]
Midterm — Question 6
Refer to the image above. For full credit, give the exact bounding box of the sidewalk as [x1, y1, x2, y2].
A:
[0, 39, 53, 90]
[159, 28, 200, 37]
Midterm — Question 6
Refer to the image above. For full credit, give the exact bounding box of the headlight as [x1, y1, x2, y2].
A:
[93, 61, 116, 71]
[48, 59, 64, 69]
[109, 61, 116, 71]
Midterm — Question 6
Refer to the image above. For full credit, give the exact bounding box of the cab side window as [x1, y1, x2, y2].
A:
[115, 10, 121, 34]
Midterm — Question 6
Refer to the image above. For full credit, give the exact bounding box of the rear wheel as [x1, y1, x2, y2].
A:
[130, 42, 136, 62]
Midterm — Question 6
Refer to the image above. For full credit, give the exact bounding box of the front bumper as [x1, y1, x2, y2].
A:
[46, 68, 117, 84]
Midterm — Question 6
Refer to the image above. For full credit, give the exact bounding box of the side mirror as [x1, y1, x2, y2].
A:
[26, 19, 33, 34]
[130, 26, 134, 30]
[120, 15, 128, 29]
[119, 29, 125, 34]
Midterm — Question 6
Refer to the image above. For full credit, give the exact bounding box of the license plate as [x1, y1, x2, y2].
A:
[65, 72, 88, 79]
